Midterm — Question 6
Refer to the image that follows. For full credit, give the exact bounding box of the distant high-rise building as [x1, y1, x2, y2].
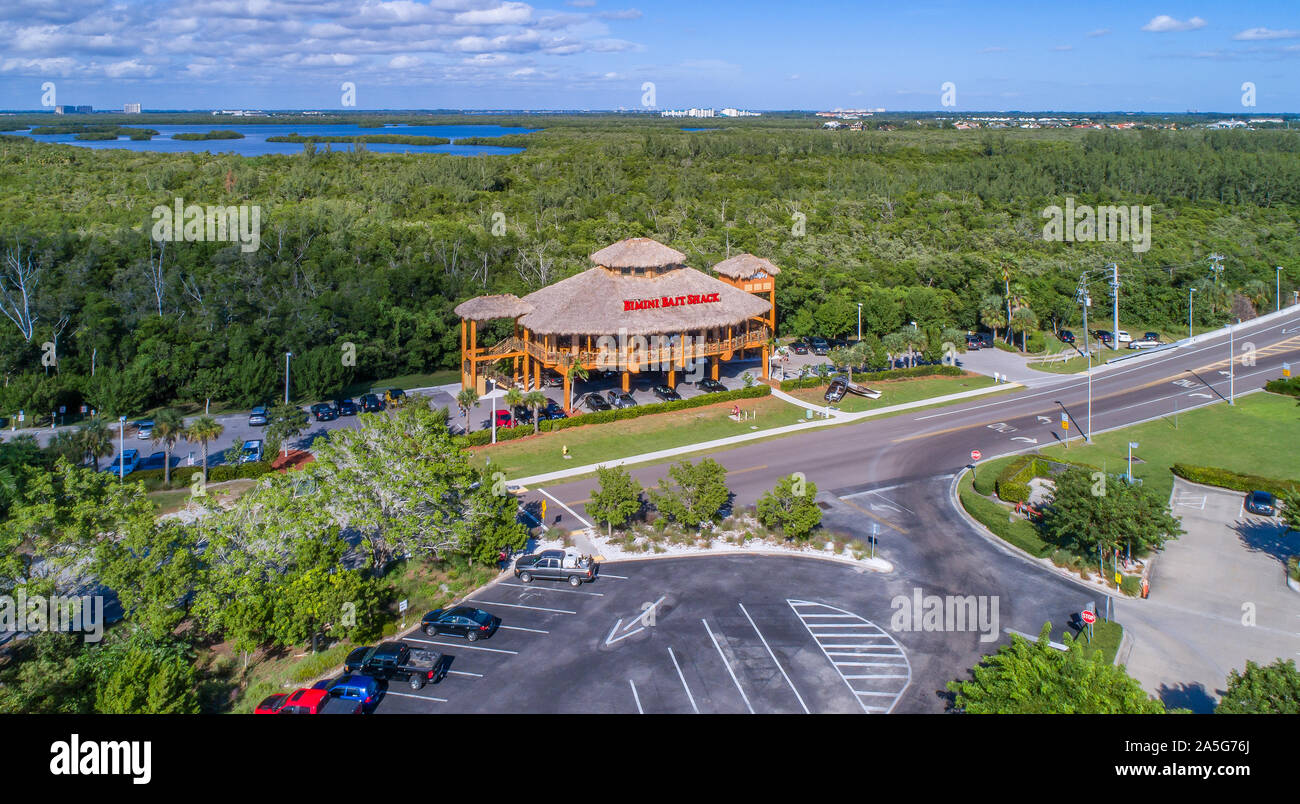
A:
[54, 105, 93, 114]
[124, 103, 141, 114]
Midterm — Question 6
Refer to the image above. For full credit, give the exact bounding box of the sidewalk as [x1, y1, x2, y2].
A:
[510, 381, 1021, 487]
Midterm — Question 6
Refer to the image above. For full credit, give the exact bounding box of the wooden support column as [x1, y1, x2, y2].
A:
[469, 319, 478, 393]
[622, 371, 630, 392]
[460, 319, 468, 389]
[711, 355, 719, 381]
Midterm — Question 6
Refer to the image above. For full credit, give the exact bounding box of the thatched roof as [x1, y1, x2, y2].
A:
[711, 253, 781, 280]
[590, 237, 686, 269]
[454, 294, 534, 321]
[519, 266, 771, 336]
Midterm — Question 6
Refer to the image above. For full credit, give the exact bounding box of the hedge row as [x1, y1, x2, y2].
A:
[1170, 463, 1298, 496]
[959, 478, 1053, 558]
[777, 364, 963, 392]
[1265, 377, 1300, 397]
[458, 385, 772, 447]
[130, 460, 275, 490]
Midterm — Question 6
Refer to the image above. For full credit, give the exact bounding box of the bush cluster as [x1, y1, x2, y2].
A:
[1170, 463, 1296, 496]
[129, 460, 275, 490]
[777, 364, 962, 391]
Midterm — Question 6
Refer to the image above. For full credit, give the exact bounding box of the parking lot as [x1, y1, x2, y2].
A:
[369, 554, 922, 714]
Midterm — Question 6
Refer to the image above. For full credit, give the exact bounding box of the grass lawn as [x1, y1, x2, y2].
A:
[1028, 346, 1129, 374]
[1040, 391, 1300, 501]
[1077, 619, 1124, 665]
[789, 373, 999, 413]
[471, 394, 804, 477]
[147, 478, 257, 515]
[957, 470, 1053, 558]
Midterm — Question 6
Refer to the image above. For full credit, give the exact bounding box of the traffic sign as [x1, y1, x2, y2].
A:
[1284, 362, 1291, 378]
[1081, 610, 1096, 625]
[970, 450, 981, 461]
[398, 599, 408, 613]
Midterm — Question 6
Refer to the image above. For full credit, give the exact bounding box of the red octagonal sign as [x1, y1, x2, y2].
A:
[1081, 610, 1096, 625]
[970, 450, 981, 461]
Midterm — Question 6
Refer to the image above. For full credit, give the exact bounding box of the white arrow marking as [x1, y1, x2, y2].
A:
[605, 620, 644, 645]
[869, 503, 900, 513]
[1188, 392, 1213, 398]
[1218, 370, 1231, 376]
[1011, 436, 1039, 444]
[1036, 416, 1051, 423]
[605, 595, 665, 646]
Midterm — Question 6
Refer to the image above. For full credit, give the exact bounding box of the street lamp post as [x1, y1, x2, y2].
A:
[1188, 287, 1198, 339]
[1127, 441, 1139, 483]
[488, 378, 497, 444]
[1229, 318, 1238, 405]
[1277, 266, 1284, 312]
[284, 352, 293, 404]
[856, 303, 862, 342]
[117, 415, 126, 481]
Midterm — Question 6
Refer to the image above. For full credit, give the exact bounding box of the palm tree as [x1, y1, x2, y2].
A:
[565, 363, 589, 410]
[78, 418, 115, 471]
[455, 388, 479, 433]
[1011, 307, 1039, 353]
[151, 408, 186, 486]
[979, 293, 1006, 344]
[49, 430, 83, 465]
[523, 390, 547, 435]
[185, 415, 224, 485]
[503, 386, 524, 419]
[881, 332, 906, 369]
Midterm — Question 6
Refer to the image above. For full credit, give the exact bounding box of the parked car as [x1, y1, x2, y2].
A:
[360, 393, 384, 413]
[318, 697, 364, 714]
[0, 416, 8, 429]
[134, 419, 154, 439]
[696, 378, 727, 394]
[1058, 330, 1075, 344]
[325, 674, 382, 713]
[254, 693, 289, 714]
[829, 338, 849, 349]
[810, 337, 830, 356]
[333, 398, 359, 416]
[965, 334, 983, 350]
[421, 606, 502, 642]
[514, 550, 598, 587]
[1128, 338, 1163, 350]
[606, 390, 637, 409]
[581, 394, 612, 413]
[790, 340, 808, 355]
[248, 406, 269, 426]
[494, 409, 515, 429]
[238, 439, 264, 464]
[310, 403, 337, 421]
[343, 642, 444, 690]
[651, 384, 681, 402]
[541, 400, 567, 420]
[278, 688, 333, 714]
[384, 388, 406, 405]
[1245, 490, 1276, 516]
[509, 404, 533, 425]
[540, 370, 563, 388]
[103, 449, 141, 476]
[1113, 330, 1132, 344]
[1143, 331, 1160, 342]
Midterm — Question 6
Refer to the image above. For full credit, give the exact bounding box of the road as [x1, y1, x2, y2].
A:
[522, 311, 1300, 521]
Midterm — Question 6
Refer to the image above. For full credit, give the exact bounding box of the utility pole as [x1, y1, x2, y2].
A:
[1107, 262, 1119, 349]
[284, 352, 293, 404]
[1075, 271, 1093, 442]
[857, 302, 862, 342]
[1229, 318, 1238, 405]
[1189, 287, 1198, 339]
[1003, 265, 1012, 344]
[1277, 266, 1284, 312]
[1208, 254, 1225, 285]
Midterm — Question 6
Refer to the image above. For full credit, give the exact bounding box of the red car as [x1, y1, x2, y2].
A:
[254, 693, 289, 714]
[277, 688, 362, 714]
[494, 409, 514, 429]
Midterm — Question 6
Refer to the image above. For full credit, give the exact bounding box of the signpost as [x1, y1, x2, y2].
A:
[970, 450, 981, 483]
[399, 598, 408, 629]
[1081, 608, 1095, 643]
[1284, 361, 1292, 378]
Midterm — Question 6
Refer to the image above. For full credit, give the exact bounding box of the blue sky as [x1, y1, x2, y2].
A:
[2, 0, 1298, 112]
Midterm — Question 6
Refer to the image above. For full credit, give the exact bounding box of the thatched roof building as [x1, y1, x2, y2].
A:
[454, 294, 534, 322]
[712, 253, 781, 280]
[590, 237, 686, 270]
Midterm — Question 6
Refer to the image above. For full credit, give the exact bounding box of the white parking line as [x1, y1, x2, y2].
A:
[536, 488, 594, 528]
[702, 619, 755, 714]
[738, 603, 810, 714]
[629, 679, 643, 714]
[599, 573, 630, 580]
[500, 582, 603, 597]
[667, 647, 699, 714]
[788, 599, 911, 714]
[499, 624, 550, 634]
[447, 669, 483, 678]
[383, 690, 448, 703]
[466, 599, 576, 615]
[403, 637, 519, 655]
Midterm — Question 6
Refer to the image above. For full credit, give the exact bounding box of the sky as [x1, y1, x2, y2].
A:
[1, 0, 1299, 113]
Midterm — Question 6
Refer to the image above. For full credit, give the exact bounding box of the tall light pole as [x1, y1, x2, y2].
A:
[284, 351, 295, 403]
[1277, 266, 1284, 312]
[1127, 441, 1139, 483]
[117, 415, 126, 482]
[1188, 287, 1198, 339]
[1107, 262, 1119, 349]
[488, 378, 497, 444]
[1229, 318, 1238, 405]
[856, 303, 862, 342]
[1075, 270, 1093, 442]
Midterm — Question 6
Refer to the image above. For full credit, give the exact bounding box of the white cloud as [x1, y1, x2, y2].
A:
[454, 2, 533, 26]
[103, 58, 156, 78]
[1233, 27, 1300, 41]
[388, 54, 422, 68]
[599, 8, 642, 20]
[1086, 28, 1110, 38]
[979, 46, 1007, 53]
[1141, 15, 1207, 33]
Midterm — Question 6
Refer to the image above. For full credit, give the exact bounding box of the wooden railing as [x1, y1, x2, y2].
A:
[486, 327, 769, 370]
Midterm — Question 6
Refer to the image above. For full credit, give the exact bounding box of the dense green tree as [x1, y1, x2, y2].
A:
[150, 408, 186, 485]
[755, 473, 822, 540]
[587, 465, 643, 535]
[649, 458, 730, 530]
[1042, 467, 1184, 558]
[1216, 659, 1300, 714]
[948, 622, 1166, 714]
[184, 416, 223, 484]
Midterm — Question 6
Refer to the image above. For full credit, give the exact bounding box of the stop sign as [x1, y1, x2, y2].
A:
[970, 450, 981, 461]
[1081, 610, 1096, 625]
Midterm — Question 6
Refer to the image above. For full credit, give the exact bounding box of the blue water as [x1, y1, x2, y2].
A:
[10, 123, 535, 156]
[681, 127, 718, 131]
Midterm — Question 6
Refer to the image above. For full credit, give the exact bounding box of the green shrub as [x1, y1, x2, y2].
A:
[1120, 575, 1143, 597]
[778, 364, 962, 392]
[1264, 377, 1300, 397]
[1170, 463, 1297, 496]
[129, 460, 273, 490]
[959, 478, 1053, 558]
[1288, 555, 1299, 582]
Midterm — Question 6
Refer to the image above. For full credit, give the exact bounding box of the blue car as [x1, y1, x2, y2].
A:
[103, 448, 141, 476]
[326, 674, 382, 712]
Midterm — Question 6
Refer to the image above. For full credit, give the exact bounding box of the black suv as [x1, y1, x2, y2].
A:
[581, 394, 612, 412]
[334, 398, 359, 416]
[810, 337, 830, 356]
[310, 403, 338, 422]
[1058, 330, 1075, 345]
[606, 390, 637, 409]
[651, 384, 681, 402]
[514, 550, 598, 587]
[360, 393, 384, 413]
[696, 378, 727, 393]
[790, 340, 809, 355]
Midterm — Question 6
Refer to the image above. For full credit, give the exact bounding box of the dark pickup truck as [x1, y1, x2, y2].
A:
[343, 641, 444, 690]
[514, 550, 598, 587]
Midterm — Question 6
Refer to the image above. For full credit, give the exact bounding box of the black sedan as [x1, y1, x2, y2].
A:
[582, 394, 612, 412]
[606, 390, 637, 409]
[1058, 330, 1076, 344]
[790, 340, 809, 355]
[360, 393, 384, 413]
[334, 398, 359, 416]
[421, 606, 501, 642]
[512, 404, 533, 425]
[310, 403, 338, 422]
[651, 384, 681, 402]
[696, 378, 727, 393]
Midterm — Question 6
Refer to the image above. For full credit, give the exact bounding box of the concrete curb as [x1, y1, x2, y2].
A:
[581, 545, 893, 573]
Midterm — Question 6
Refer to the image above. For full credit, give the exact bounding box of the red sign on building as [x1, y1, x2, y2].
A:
[623, 292, 721, 312]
